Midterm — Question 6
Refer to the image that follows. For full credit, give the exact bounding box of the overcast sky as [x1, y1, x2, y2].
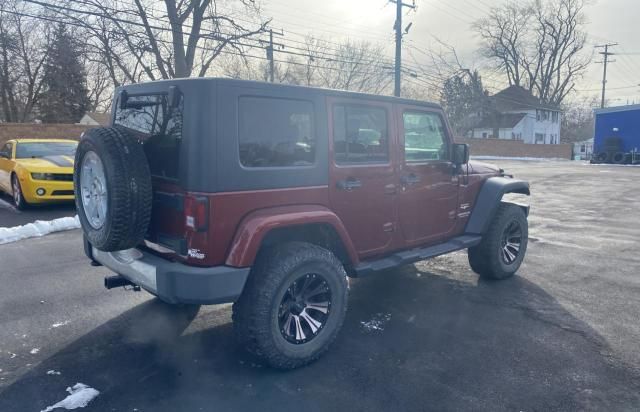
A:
[261, 0, 640, 105]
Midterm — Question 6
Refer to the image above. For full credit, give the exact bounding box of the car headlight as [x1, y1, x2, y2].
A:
[31, 172, 55, 180]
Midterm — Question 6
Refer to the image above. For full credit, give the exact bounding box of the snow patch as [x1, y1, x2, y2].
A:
[30, 348, 40, 354]
[0, 215, 80, 245]
[41, 383, 100, 412]
[360, 313, 392, 332]
[51, 321, 71, 329]
[471, 156, 569, 161]
[47, 370, 62, 375]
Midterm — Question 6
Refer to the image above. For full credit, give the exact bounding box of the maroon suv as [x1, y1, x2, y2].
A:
[75, 78, 530, 369]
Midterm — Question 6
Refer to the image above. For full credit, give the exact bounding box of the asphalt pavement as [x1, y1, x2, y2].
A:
[0, 160, 639, 411]
[0, 192, 76, 228]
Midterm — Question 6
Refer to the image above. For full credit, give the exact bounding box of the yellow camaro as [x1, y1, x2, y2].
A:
[0, 139, 78, 209]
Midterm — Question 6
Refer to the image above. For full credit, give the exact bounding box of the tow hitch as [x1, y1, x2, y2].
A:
[104, 275, 141, 291]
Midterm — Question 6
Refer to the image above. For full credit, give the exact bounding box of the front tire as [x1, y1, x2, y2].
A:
[468, 203, 528, 280]
[232, 242, 348, 369]
[12, 174, 28, 210]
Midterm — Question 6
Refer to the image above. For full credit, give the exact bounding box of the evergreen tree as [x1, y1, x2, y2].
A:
[440, 70, 490, 137]
[38, 24, 89, 123]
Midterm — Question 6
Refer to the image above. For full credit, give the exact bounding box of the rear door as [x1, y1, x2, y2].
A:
[112, 88, 188, 254]
[396, 105, 459, 247]
[328, 98, 399, 259]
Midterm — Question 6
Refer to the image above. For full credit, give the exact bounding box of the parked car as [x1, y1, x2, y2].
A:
[76, 78, 530, 369]
[0, 139, 77, 209]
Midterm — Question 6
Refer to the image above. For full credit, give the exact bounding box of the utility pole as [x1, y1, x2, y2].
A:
[390, 0, 415, 97]
[264, 28, 284, 82]
[595, 43, 617, 108]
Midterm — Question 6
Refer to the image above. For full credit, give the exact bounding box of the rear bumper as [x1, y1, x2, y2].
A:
[88, 241, 249, 305]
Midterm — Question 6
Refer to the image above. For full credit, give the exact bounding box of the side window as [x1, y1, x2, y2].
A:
[402, 112, 449, 162]
[239, 97, 315, 168]
[0, 143, 12, 158]
[333, 105, 388, 164]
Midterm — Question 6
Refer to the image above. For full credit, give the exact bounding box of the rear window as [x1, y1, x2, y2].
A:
[238, 97, 315, 168]
[114, 93, 184, 180]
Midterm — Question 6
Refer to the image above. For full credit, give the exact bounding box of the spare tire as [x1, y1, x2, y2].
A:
[74, 127, 152, 252]
[612, 152, 626, 164]
[595, 152, 609, 163]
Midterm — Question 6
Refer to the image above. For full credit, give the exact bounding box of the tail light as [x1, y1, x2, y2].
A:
[184, 194, 209, 232]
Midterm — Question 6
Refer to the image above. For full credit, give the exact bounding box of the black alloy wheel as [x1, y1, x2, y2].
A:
[278, 273, 332, 344]
[500, 220, 522, 265]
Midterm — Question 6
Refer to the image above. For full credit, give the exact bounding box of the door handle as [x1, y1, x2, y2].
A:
[401, 173, 421, 185]
[337, 178, 362, 191]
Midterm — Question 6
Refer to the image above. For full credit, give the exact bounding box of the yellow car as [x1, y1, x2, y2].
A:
[0, 139, 78, 209]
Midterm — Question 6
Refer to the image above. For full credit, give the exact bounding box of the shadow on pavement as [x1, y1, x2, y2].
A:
[1, 264, 638, 411]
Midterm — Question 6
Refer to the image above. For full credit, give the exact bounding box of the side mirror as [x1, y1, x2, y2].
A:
[452, 143, 470, 166]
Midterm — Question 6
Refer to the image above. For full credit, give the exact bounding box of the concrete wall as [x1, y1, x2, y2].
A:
[0, 123, 94, 147]
[456, 137, 573, 159]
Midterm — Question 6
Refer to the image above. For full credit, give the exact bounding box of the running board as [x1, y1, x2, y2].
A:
[353, 235, 482, 277]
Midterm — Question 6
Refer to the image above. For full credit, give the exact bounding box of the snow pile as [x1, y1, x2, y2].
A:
[51, 321, 71, 329]
[41, 383, 100, 412]
[46, 370, 62, 375]
[0, 215, 80, 245]
[360, 313, 392, 332]
[30, 348, 40, 354]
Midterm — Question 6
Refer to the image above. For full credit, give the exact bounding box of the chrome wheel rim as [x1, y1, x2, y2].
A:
[278, 273, 332, 344]
[80, 151, 108, 229]
[501, 220, 522, 265]
[12, 177, 20, 206]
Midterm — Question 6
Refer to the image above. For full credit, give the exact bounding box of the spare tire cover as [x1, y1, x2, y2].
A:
[74, 126, 152, 252]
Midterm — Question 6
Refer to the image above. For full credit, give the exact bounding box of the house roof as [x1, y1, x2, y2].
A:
[491, 85, 559, 112]
[84, 112, 110, 126]
[474, 113, 527, 129]
[594, 103, 640, 115]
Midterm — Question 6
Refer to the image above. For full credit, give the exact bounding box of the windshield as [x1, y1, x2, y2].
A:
[15, 142, 77, 159]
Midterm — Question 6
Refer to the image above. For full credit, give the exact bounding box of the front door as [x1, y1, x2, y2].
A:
[0, 142, 14, 191]
[328, 98, 398, 259]
[396, 106, 459, 247]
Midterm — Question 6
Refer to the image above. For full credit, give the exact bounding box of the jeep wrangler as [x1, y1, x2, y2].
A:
[75, 78, 530, 369]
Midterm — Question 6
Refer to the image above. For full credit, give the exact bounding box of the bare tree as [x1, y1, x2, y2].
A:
[45, 0, 267, 81]
[474, 0, 591, 105]
[218, 36, 393, 95]
[0, 0, 51, 122]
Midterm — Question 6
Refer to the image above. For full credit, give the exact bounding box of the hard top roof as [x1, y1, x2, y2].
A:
[119, 77, 443, 110]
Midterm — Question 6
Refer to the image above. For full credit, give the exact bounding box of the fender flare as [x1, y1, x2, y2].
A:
[225, 204, 358, 267]
[465, 177, 530, 235]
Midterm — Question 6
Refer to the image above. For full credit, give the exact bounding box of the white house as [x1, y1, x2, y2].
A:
[471, 86, 562, 144]
[573, 138, 594, 160]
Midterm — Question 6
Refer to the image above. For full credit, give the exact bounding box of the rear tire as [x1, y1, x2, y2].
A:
[11, 174, 28, 210]
[468, 203, 528, 280]
[232, 242, 348, 369]
[74, 127, 152, 252]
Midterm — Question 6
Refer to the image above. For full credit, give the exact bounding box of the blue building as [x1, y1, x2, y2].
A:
[592, 104, 640, 164]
